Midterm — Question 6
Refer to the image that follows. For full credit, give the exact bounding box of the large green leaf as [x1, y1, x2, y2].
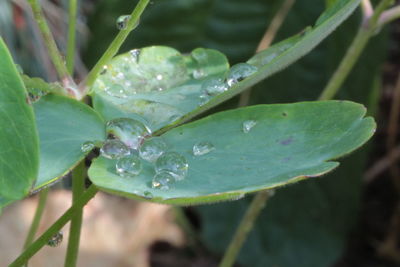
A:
[0, 38, 39, 202]
[88, 101, 374, 205]
[32, 94, 106, 191]
[91, 46, 229, 130]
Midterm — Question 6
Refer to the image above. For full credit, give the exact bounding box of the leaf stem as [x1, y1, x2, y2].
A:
[84, 0, 150, 91]
[23, 188, 49, 250]
[318, 0, 393, 100]
[378, 5, 400, 27]
[9, 185, 98, 267]
[66, 0, 78, 75]
[219, 191, 271, 267]
[64, 161, 86, 267]
[361, 0, 374, 18]
[238, 0, 295, 107]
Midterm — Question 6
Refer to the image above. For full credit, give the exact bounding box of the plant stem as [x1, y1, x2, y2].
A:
[23, 188, 49, 250]
[319, 0, 393, 100]
[219, 191, 271, 267]
[379, 5, 400, 27]
[9, 185, 98, 267]
[27, 0, 69, 81]
[84, 0, 150, 90]
[361, 0, 374, 18]
[238, 0, 295, 107]
[64, 161, 86, 267]
[66, 0, 78, 74]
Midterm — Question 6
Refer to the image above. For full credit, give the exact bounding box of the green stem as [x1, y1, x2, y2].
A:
[64, 162, 86, 267]
[319, 0, 393, 100]
[66, 0, 78, 74]
[23, 188, 49, 250]
[9, 185, 98, 267]
[84, 0, 150, 90]
[219, 191, 271, 267]
[378, 5, 400, 26]
[27, 0, 70, 81]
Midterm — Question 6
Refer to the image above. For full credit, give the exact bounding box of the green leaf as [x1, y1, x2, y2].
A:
[88, 101, 374, 205]
[0, 38, 39, 201]
[91, 46, 229, 130]
[32, 94, 106, 191]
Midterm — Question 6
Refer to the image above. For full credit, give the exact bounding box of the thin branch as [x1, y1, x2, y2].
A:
[364, 145, 400, 183]
[84, 0, 150, 91]
[66, 0, 78, 74]
[378, 5, 400, 27]
[9, 185, 98, 267]
[361, 0, 374, 18]
[238, 0, 295, 107]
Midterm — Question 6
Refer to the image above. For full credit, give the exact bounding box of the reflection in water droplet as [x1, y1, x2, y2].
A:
[106, 118, 151, 149]
[100, 139, 131, 159]
[152, 170, 175, 190]
[193, 141, 215, 156]
[192, 69, 205, 79]
[81, 141, 95, 153]
[202, 78, 228, 95]
[139, 137, 167, 162]
[226, 63, 258, 87]
[155, 152, 188, 181]
[116, 154, 142, 177]
[242, 120, 257, 133]
[47, 231, 63, 247]
[105, 84, 127, 98]
[116, 15, 130, 30]
[129, 49, 141, 63]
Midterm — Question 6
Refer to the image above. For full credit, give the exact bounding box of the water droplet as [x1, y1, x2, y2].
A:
[242, 120, 257, 133]
[193, 141, 215, 156]
[152, 170, 175, 190]
[156, 74, 163, 81]
[129, 49, 141, 63]
[100, 139, 131, 159]
[139, 137, 167, 162]
[202, 78, 228, 95]
[47, 231, 63, 247]
[116, 15, 131, 30]
[116, 154, 142, 177]
[105, 84, 127, 98]
[27, 87, 47, 103]
[100, 65, 108, 75]
[199, 93, 210, 106]
[155, 152, 188, 181]
[143, 191, 153, 199]
[106, 118, 151, 149]
[226, 63, 258, 87]
[192, 69, 205, 79]
[81, 141, 95, 153]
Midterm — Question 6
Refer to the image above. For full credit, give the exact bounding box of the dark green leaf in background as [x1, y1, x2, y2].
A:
[0, 38, 39, 204]
[32, 95, 106, 191]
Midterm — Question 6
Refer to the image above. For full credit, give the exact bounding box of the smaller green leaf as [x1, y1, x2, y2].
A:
[92, 46, 229, 130]
[88, 101, 375, 205]
[0, 38, 39, 201]
[32, 94, 106, 191]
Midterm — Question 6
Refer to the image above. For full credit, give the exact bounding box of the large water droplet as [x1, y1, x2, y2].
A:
[155, 152, 188, 181]
[198, 93, 211, 106]
[106, 118, 151, 149]
[139, 137, 167, 162]
[100, 139, 131, 159]
[226, 63, 258, 87]
[81, 141, 95, 153]
[105, 84, 127, 98]
[202, 78, 228, 95]
[193, 141, 215, 156]
[242, 120, 257, 133]
[116, 154, 142, 177]
[47, 231, 63, 247]
[152, 170, 175, 190]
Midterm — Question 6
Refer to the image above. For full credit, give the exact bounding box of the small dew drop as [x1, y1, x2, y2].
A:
[81, 141, 95, 153]
[116, 154, 142, 177]
[152, 170, 175, 190]
[192, 69, 205, 79]
[100, 139, 131, 159]
[226, 63, 258, 87]
[242, 120, 257, 133]
[139, 137, 167, 162]
[129, 49, 141, 63]
[116, 15, 131, 30]
[106, 118, 151, 149]
[193, 141, 215, 156]
[100, 65, 108, 75]
[155, 152, 188, 181]
[105, 84, 127, 98]
[47, 231, 63, 247]
[198, 93, 210, 106]
[156, 74, 163, 81]
[202, 78, 228, 95]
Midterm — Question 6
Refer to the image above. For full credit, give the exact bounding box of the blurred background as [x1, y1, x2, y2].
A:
[0, 0, 399, 266]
